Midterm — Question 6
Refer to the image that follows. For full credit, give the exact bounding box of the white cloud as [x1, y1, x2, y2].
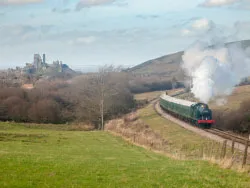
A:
[191, 18, 212, 30]
[0, 0, 43, 5]
[181, 18, 214, 37]
[200, 0, 239, 7]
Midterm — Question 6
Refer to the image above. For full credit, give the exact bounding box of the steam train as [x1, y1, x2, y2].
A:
[159, 92, 215, 129]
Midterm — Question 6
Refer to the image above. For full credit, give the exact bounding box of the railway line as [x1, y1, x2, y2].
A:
[206, 128, 250, 146]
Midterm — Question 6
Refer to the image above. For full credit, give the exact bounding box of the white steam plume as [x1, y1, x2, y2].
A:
[182, 40, 250, 103]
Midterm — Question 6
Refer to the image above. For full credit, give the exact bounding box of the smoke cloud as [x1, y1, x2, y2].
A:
[182, 36, 250, 103]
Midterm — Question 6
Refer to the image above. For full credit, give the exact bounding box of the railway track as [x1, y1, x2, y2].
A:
[207, 128, 250, 146]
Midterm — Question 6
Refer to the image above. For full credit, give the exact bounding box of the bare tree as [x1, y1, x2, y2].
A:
[71, 65, 134, 130]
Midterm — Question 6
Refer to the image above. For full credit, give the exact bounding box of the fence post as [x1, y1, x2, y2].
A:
[242, 140, 249, 168]
[133, 133, 136, 142]
[231, 139, 235, 154]
[200, 146, 204, 158]
[221, 140, 227, 159]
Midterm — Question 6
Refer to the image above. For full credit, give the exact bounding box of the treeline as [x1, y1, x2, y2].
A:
[129, 76, 184, 93]
[0, 67, 135, 129]
[213, 99, 250, 133]
[238, 77, 250, 86]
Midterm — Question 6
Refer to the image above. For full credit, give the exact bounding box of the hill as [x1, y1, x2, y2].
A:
[128, 51, 185, 80]
[127, 39, 250, 82]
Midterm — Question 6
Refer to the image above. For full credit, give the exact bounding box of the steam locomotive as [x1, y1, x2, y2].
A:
[159, 93, 215, 129]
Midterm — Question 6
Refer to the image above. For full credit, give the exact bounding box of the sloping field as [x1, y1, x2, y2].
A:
[128, 51, 185, 80]
[0, 122, 250, 187]
[209, 85, 250, 112]
[134, 91, 162, 101]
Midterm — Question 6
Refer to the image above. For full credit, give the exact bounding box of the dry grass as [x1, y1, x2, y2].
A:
[209, 86, 250, 112]
[68, 123, 95, 131]
[134, 88, 184, 102]
[2, 121, 96, 131]
[214, 85, 250, 111]
[105, 113, 169, 154]
[134, 91, 163, 101]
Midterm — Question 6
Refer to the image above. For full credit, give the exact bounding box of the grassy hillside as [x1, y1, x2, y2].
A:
[1, 122, 250, 187]
[128, 51, 185, 80]
[209, 85, 250, 112]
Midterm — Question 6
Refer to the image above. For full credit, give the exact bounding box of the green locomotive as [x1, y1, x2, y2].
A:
[159, 93, 215, 128]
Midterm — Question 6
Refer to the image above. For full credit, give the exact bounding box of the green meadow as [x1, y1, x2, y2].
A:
[0, 122, 249, 188]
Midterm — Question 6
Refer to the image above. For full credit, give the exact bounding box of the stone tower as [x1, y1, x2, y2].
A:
[43, 54, 46, 64]
[33, 54, 42, 70]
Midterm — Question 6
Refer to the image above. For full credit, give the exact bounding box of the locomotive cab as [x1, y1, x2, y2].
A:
[198, 104, 211, 120]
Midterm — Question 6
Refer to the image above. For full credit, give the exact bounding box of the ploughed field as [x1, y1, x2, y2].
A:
[0, 122, 250, 187]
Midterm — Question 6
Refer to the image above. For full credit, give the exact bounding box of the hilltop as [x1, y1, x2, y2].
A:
[127, 39, 250, 83]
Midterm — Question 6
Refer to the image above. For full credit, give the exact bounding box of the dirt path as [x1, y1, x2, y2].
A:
[154, 101, 250, 153]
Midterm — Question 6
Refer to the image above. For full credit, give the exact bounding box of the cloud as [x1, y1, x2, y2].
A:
[200, 0, 239, 7]
[200, 0, 250, 10]
[0, 0, 43, 5]
[76, 0, 115, 10]
[181, 18, 214, 37]
[68, 36, 97, 45]
[191, 18, 213, 30]
[0, 24, 55, 45]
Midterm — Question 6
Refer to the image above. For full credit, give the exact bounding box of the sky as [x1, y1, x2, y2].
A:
[0, 0, 249, 71]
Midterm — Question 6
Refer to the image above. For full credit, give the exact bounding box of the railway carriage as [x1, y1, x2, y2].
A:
[159, 93, 215, 129]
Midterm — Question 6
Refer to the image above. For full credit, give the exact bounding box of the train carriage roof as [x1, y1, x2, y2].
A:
[160, 94, 196, 107]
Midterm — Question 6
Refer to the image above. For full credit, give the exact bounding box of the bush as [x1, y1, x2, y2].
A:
[0, 70, 136, 127]
[213, 99, 250, 133]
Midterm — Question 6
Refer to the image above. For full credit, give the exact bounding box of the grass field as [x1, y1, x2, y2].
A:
[134, 91, 163, 101]
[134, 89, 184, 102]
[209, 85, 250, 112]
[1, 122, 250, 187]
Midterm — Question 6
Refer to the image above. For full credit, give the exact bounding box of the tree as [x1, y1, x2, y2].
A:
[71, 65, 135, 130]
